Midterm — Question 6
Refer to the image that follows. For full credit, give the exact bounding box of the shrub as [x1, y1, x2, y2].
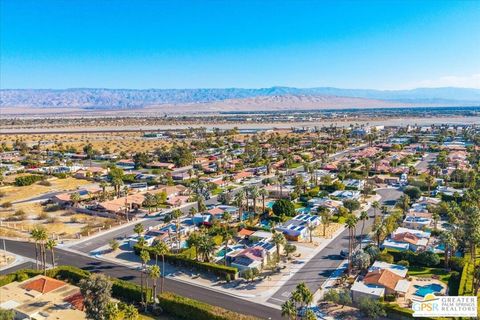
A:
[38, 180, 52, 186]
[358, 297, 387, 319]
[272, 199, 296, 217]
[416, 251, 440, 267]
[397, 260, 409, 267]
[377, 250, 394, 263]
[158, 292, 258, 320]
[0, 202, 12, 208]
[14, 174, 44, 186]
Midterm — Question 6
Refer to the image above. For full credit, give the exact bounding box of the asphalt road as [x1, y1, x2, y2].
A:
[415, 152, 437, 171]
[267, 187, 403, 305]
[1, 239, 282, 320]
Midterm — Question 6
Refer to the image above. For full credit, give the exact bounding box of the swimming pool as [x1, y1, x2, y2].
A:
[414, 283, 443, 297]
[266, 201, 275, 209]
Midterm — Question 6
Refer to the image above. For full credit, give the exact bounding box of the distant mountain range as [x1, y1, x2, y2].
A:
[1, 87, 479, 113]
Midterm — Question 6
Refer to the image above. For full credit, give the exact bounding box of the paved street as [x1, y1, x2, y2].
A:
[415, 152, 437, 171]
[267, 187, 403, 305]
[0, 239, 282, 320]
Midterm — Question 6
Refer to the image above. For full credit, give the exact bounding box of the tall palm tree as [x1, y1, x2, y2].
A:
[259, 188, 269, 215]
[139, 249, 150, 311]
[30, 228, 40, 270]
[372, 201, 380, 220]
[35, 227, 48, 275]
[134, 223, 144, 237]
[221, 228, 233, 266]
[250, 186, 260, 214]
[171, 209, 182, 252]
[440, 231, 457, 270]
[277, 174, 285, 199]
[46, 239, 57, 268]
[148, 265, 160, 305]
[345, 214, 358, 274]
[320, 210, 330, 237]
[272, 232, 286, 261]
[152, 241, 169, 294]
[234, 191, 245, 222]
[359, 211, 369, 249]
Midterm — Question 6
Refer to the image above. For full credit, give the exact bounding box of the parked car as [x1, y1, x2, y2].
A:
[340, 249, 348, 258]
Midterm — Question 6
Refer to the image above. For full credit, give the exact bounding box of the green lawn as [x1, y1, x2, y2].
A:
[211, 187, 224, 195]
[407, 266, 450, 284]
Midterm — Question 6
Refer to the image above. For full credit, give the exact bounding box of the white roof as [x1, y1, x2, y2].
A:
[382, 239, 409, 251]
[0, 300, 20, 309]
[251, 230, 273, 239]
[394, 279, 411, 293]
[369, 261, 408, 278]
[351, 279, 385, 297]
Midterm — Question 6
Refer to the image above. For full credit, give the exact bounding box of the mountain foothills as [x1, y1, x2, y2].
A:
[1, 87, 479, 111]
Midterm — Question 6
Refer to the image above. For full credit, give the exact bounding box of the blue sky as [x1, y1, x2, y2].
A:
[1, 0, 479, 89]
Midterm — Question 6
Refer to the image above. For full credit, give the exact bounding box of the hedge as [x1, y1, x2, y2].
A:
[158, 292, 258, 320]
[134, 245, 238, 280]
[458, 262, 474, 296]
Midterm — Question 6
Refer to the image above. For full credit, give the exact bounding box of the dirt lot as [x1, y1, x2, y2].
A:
[0, 132, 172, 153]
[0, 177, 91, 204]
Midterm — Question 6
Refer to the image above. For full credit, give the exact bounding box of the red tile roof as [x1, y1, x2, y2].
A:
[22, 276, 66, 294]
[64, 292, 85, 311]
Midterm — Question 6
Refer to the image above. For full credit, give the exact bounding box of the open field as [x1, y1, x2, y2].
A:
[0, 177, 91, 203]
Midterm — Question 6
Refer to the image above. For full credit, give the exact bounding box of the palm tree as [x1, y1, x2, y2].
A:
[277, 173, 285, 199]
[152, 241, 169, 293]
[171, 209, 182, 252]
[221, 228, 233, 266]
[425, 175, 435, 195]
[30, 228, 40, 270]
[33, 227, 48, 275]
[345, 214, 358, 274]
[70, 192, 81, 208]
[99, 181, 108, 199]
[259, 188, 269, 215]
[186, 232, 201, 261]
[320, 210, 330, 237]
[359, 211, 369, 249]
[139, 249, 150, 311]
[134, 223, 144, 237]
[440, 231, 457, 270]
[46, 239, 56, 268]
[281, 299, 297, 320]
[148, 265, 160, 305]
[234, 191, 245, 222]
[249, 186, 260, 214]
[197, 235, 215, 262]
[372, 217, 385, 247]
[272, 232, 286, 261]
[372, 201, 380, 220]
[189, 206, 197, 217]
